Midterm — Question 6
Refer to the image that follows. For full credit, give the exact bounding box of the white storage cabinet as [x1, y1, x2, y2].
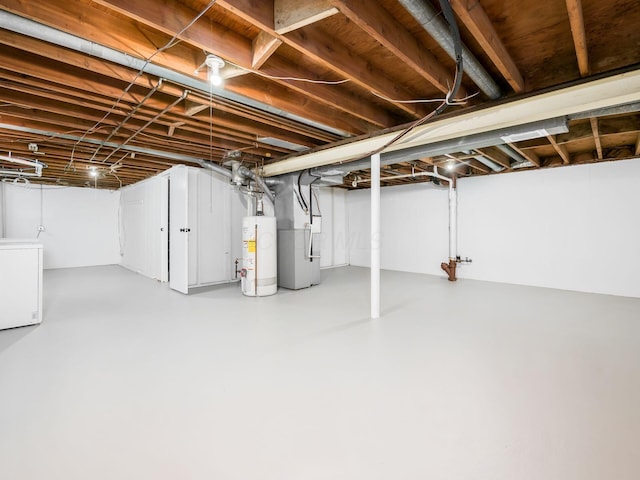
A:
[0, 240, 43, 330]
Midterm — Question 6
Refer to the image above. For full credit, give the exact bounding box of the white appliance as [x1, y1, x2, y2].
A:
[241, 216, 277, 296]
[0, 240, 43, 330]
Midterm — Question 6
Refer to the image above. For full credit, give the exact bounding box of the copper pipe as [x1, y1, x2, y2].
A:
[440, 259, 457, 282]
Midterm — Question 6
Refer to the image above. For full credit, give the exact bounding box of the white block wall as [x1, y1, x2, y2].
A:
[1, 183, 120, 269]
[347, 183, 449, 276]
[347, 158, 640, 298]
[318, 187, 349, 268]
[457, 158, 640, 297]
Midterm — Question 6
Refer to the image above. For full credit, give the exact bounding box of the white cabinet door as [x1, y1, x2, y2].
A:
[192, 169, 231, 285]
[0, 244, 42, 330]
[169, 165, 189, 294]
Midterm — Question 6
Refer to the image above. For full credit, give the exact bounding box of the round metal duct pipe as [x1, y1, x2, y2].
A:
[397, 0, 501, 99]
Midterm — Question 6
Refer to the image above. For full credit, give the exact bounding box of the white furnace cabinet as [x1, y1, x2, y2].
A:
[0, 240, 43, 330]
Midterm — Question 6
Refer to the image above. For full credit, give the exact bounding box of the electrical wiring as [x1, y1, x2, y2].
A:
[219, 59, 350, 85]
[110, 171, 123, 188]
[91, 79, 164, 163]
[341, 0, 465, 170]
[370, 89, 479, 105]
[66, 0, 218, 171]
[297, 170, 309, 212]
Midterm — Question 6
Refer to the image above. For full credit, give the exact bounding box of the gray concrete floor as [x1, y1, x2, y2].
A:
[1, 265, 639, 479]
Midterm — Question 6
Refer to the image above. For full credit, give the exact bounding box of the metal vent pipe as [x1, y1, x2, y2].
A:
[397, 0, 501, 99]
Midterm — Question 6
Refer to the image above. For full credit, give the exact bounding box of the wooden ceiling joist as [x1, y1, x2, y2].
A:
[565, 0, 590, 77]
[254, 57, 397, 129]
[450, 0, 525, 93]
[217, 0, 432, 118]
[92, 0, 253, 66]
[546, 135, 571, 164]
[3, 0, 376, 135]
[507, 142, 541, 167]
[252, 31, 283, 68]
[274, 0, 339, 34]
[477, 147, 513, 170]
[589, 117, 603, 160]
[0, 0, 638, 190]
[329, 0, 456, 95]
[93, 0, 394, 131]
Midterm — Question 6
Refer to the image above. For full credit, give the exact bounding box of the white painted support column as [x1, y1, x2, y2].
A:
[449, 181, 458, 260]
[371, 153, 381, 319]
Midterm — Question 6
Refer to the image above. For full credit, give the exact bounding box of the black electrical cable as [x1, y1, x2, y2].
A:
[308, 175, 321, 262]
[334, 0, 464, 173]
[297, 170, 308, 211]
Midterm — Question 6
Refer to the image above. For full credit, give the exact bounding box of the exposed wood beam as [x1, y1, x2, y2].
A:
[546, 135, 571, 164]
[450, 0, 525, 93]
[225, 74, 375, 135]
[256, 57, 398, 130]
[466, 159, 491, 174]
[184, 100, 208, 117]
[477, 147, 512, 169]
[7, 0, 388, 132]
[217, 0, 431, 118]
[589, 117, 603, 160]
[0, 69, 319, 151]
[0, 24, 350, 141]
[285, 26, 428, 118]
[329, 0, 455, 95]
[252, 31, 283, 69]
[92, 0, 397, 129]
[274, 0, 339, 34]
[635, 133, 640, 156]
[0, 38, 327, 147]
[558, 116, 640, 143]
[0, 0, 203, 74]
[507, 142, 541, 167]
[168, 122, 185, 137]
[92, 0, 253, 66]
[565, 0, 590, 76]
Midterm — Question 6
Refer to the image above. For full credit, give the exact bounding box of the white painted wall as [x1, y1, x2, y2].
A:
[318, 187, 349, 268]
[2, 183, 120, 269]
[347, 183, 449, 275]
[458, 158, 640, 298]
[347, 158, 640, 298]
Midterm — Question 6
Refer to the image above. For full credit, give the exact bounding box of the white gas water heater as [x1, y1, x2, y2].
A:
[241, 216, 277, 296]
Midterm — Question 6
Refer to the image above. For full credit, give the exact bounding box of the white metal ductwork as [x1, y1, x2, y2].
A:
[0, 154, 46, 178]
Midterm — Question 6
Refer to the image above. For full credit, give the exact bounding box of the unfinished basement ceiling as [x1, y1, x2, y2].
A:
[0, 0, 638, 189]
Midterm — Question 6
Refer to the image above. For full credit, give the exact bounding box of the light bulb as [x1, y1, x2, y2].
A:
[208, 69, 223, 86]
[205, 55, 225, 87]
[446, 161, 456, 171]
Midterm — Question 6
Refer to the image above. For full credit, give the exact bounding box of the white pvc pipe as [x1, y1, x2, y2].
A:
[449, 182, 457, 260]
[359, 169, 452, 184]
[371, 153, 381, 319]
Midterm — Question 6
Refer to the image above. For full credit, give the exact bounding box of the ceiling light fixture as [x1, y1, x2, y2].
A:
[205, 54, 225, 87]
[446, 161, 456, 171]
